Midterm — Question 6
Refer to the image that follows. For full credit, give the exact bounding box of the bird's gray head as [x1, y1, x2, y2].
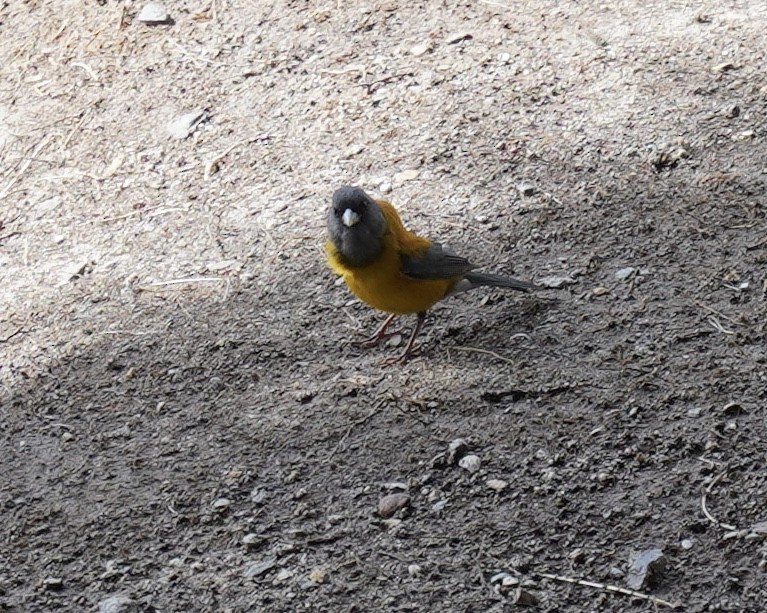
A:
[327, 186, 387, 268]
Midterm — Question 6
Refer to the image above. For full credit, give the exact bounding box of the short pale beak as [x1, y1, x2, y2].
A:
[342, 208, 361, 227]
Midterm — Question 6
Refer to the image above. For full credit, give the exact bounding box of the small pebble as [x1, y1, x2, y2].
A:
[486, 479, 508, 492]
[408, 564, 422, 576]
[343, 143, 365, 158]
[43, 577, 63, 591]
[245, 558, 277, 578]
[514, 588, 539, 606]
[393, 169, 419, 186]
[517, 182, 536, 197]
[627, 548, 667, 589]
[410, 42, 431, 56]
[137, 2, 170, 24]
[431, 499, 447, 512]
[273, 568, 293, 583]
[458, 454, 481, 473]
[308, 568, 329, 584]
[212, 497, 230, 511]
[167, 110, 205, 139]
[98, 595, 139, 613]
[378, 493, 410, 518]
[242, 533, 263, 550]
[614, 267, 636, 280]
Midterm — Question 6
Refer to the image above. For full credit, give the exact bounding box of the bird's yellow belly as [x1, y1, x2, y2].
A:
[344, 266, 454, 315]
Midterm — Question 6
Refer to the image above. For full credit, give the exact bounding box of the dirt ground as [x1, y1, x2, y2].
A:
[1, 1, 767, 611]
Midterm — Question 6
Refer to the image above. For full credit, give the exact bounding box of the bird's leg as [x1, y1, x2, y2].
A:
[382, 312, 426, 366]
[353, 313, 399, 348]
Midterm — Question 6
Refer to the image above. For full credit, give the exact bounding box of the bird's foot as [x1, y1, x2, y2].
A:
[381, 346, 420, 367]
[353, 330, 404, 349]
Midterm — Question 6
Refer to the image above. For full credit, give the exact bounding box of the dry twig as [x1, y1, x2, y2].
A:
[136, 277, 225, 292]
[701, 472, 737, 531]
[536, 572, 682, 609]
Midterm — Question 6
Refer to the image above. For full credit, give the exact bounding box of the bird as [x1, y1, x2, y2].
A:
[325, 186, 537, 364]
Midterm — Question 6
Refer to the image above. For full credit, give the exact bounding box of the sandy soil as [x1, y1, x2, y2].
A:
[1, 1, 766, 611]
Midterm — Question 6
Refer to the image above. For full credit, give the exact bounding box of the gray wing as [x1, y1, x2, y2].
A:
[400, 242, 477, 280]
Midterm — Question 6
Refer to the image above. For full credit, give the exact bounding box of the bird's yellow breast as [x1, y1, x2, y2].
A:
[326, 200, 460, 314]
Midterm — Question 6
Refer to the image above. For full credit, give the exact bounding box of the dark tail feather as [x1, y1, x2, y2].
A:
[463, 271, 537, 292]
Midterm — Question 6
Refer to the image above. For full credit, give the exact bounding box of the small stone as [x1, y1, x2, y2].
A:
[244, 558, 276, 578]
[167, 109, 205, 139]
[458, 454, 481, 473]
[408, 564, 422, 576]
[486, 478, 508, 492]
[98, 595, 139, 613]
[212, 497, 231, 511]
[383, 481, 408, 491]
[385, 333, 403, 347]
[431, 499, 447, 512]
[43, 577, 63, 591]
[393, 169, 419, 186]
[712, 62, 736, 72]
[446, 32, 473, 44]
[61, 431, 74, 442]
[681, 538, 694, 549]
[490, 572, 513, 584]
[137, 2, 170, 24]
[343, 143, 365, 158]
[569, 548, 585, 563]
[378, 493, 410, 518]
[734, 129, 754, 141]
[381, 518, 402, 529]
[627, 548, 667, 589]
[513, 587, 539, 606]
[517, 182, 536, 197]
[614, 267, 636, 280]
[609, 566, 625, 578]
[273, 568, 293, 583]
[251, 488, 267, 504]
[687, 407, 702, 417]
[378, 181, 392, 194]
[592, 286, 610, 296]
[308, 568, 328, 584]
[61, 260, 93, 284]
[242, 533, 264, 550]
[410, 42, 432, 56]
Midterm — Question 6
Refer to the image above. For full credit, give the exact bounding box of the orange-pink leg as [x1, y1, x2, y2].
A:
[353, 313, 400, 348]
[382, 312, 426, 366]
